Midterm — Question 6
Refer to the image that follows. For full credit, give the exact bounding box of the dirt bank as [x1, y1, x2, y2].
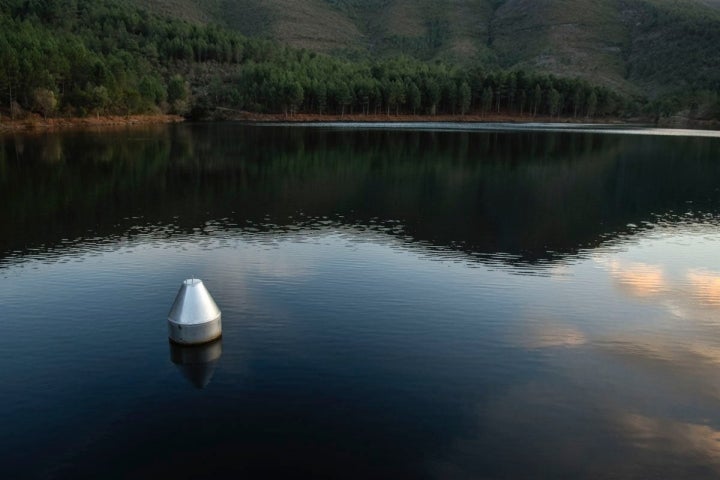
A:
[215, 110, 631, 124]
[0, 114, 184, 133]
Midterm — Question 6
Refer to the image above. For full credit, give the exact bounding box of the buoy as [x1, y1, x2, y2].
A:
[170, 338, 222, 389]
[168, 278, 222, 345]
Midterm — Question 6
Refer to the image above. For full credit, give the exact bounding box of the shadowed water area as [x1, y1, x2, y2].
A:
[1, 123, 720, 478]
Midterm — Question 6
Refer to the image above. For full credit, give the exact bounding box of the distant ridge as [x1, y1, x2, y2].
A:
[133, 0, 720, 96]
[1, 0, 717, 124]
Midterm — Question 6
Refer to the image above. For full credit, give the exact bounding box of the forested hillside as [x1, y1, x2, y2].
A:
[133, 0, 720, 98]
[0, 0, 632, 121]
[0, 0, 718, 123]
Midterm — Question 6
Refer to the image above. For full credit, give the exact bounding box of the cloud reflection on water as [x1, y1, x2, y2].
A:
[520, 324, 588, 349]
[619, 414, 720, 474]
[686, 269, 720, 307]
[603, 259, 667, 298]
[594, 252, 720, 322]
[488, 230, 720, 478]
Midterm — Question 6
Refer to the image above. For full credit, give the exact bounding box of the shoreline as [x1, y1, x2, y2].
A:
[0, 114, 184, 133]
[0, 111, 641, 137]
[219, 111, 636, 125]
[2, 111, 716, 133]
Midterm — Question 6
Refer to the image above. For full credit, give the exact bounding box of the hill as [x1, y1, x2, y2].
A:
[133, 0, 720, 97]
[0, 0, 718, 124]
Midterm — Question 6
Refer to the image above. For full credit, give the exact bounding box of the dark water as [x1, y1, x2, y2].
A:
[2, 123, 720, 479]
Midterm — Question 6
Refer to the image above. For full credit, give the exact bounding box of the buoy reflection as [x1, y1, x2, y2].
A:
[169, 338, 222, 389]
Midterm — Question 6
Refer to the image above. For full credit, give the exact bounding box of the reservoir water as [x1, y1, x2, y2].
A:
[2, 123, 720, 478]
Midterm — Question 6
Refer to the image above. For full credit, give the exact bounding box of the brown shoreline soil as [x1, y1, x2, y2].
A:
[223, 111, 637, 125]
[0, 114, 184, 133]
[0, 111, 649, 135]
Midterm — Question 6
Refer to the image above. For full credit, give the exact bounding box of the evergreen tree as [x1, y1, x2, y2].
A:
[481, 87, 493, 116]
[586, 91, 598, 117]
[533, 84, 542, 117]
[458, 81, 471, 115]
[547, 88, 561, 118]
[408, 81, 421, 115]
[426, 78, 440, 115]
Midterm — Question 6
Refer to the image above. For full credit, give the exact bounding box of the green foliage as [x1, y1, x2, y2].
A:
[139, 75, 167, 106]
[128, 0, 720, 121]
[225, 50, 628, 117]
[547, 88, 561, 118]
[408, 82, 421, 114]
[458, 81, 471, 115]
[627, 0, 720, 94]
[167, 75, 186, 102]
[533, 84, 542, 117]
[1, 0, 712, 121]
[0, 0, 262, 116]
[586, 91, 598, 118]
[481, 87, 493, 115]
[33, 88, 57, 118]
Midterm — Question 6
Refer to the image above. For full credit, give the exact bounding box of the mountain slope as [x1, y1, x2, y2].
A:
[624, 0, 720, 94]
[1, 0, 716, 123]
[133, 0, 720, 96]
[489, 0, 630, 91]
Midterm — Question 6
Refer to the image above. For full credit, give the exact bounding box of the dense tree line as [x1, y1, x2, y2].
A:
[207, 54, 625, 119]
[0, 0, 715, 121]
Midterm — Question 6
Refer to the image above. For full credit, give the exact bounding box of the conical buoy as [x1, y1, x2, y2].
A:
[168, 279, 222, 345]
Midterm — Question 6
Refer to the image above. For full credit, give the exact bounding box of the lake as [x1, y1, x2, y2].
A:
[2, 123, 720, 479]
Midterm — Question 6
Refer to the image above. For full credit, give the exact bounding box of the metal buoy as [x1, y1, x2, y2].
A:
[168, 278, 222, 345]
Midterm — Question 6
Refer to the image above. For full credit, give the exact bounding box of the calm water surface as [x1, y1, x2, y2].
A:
[2, 124, 720, 479]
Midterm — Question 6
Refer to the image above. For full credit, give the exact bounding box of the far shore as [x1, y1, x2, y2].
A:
[0, 114, 184, 133]
[227, 112, 717, 130]
[1, 110, 716, 133]
[221, 111, 635, 125]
